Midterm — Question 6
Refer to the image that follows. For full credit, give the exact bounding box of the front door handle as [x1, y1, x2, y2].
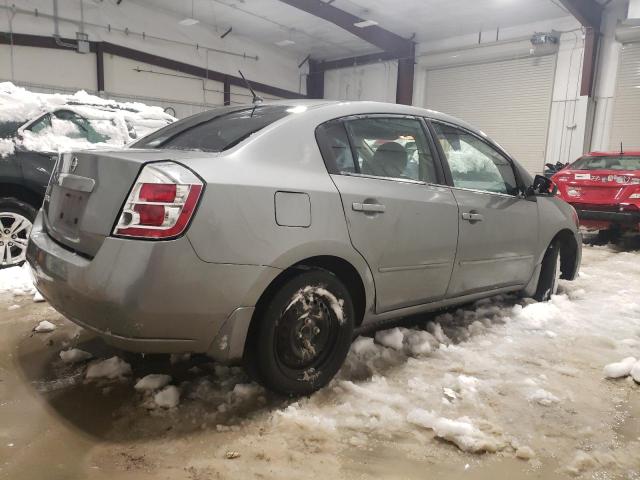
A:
[461, 211, 484, 222]
[352, 202, 386, 213]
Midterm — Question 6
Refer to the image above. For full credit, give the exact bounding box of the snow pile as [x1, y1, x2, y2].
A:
[134, 374, 172, 392]
[0, 265, 36, 296]
[269, 246, 640, 472]
[603, 357, 637, 379]
[527, 388, 560, 406]
[407, 409, 501, 453]
[59, 348, 92, 364]
[154, 385, 180, 408]
[0, 137, 15, 156]
[604, 356, 640, 383]
[0, 82, 175, 157]
[85, 356, 132, 380]
[33, 320, 56, 333]
[33, 291, 45, 303]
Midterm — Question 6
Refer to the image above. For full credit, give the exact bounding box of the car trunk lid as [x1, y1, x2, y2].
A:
[555, 169, 640, 205]
[42, 149, 207, 257]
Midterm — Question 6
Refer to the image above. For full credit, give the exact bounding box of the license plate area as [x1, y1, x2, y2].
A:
[47, 187, 89, 240]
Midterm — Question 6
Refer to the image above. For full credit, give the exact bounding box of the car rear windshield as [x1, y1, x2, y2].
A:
[570, 155, 640, 171]
[131, 105, 291, 152]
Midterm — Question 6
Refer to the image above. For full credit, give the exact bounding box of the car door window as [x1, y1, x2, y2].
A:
[52, 110, 106, 143]
[431, 121, 518, 195]
[344, 117, 439, 183]
[27, 114, 52, 134]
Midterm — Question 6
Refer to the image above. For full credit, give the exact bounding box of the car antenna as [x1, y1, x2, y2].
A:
[238, 70, 263, 104]
[620, 141, 624, 155]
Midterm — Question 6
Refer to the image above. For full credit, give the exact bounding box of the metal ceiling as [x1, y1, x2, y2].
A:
[130, 0, 574, 61]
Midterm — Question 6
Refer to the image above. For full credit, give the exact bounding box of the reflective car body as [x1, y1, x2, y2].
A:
[27, 101, 581, 367]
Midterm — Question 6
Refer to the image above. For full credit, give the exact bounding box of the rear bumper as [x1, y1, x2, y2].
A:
[573, 206, 640, 229]
[26, 211, 280, 362]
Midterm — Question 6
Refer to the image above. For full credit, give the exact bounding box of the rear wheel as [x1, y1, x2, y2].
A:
[245, 269, 354, 396]
[0, 198, 37, 269]
[533, 240, 561, 302]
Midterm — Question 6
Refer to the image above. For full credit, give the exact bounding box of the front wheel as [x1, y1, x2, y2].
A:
[246, 269, 355, 396]
[533, 240, 561, 302]
[0, 198, 37, 269]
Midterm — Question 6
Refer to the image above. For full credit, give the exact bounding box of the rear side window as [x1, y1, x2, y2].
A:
[345, 117, 439, 183]
[315, 121, 357, 173]
[133, 106, 291, 152]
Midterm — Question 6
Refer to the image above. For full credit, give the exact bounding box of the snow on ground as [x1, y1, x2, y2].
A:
[85, 356, 132, 380]
[3, 244, 640, 477]
[59, 348, 93, 364]
[0, 264, 36, 296]
[134, 374, 172, 392]
[33, 320, 56, 333]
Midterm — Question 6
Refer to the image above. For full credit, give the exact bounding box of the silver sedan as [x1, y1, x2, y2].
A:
[27, 101, 581, 395]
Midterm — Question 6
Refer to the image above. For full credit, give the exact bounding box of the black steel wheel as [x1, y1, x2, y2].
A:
[246, 269, 354, 396]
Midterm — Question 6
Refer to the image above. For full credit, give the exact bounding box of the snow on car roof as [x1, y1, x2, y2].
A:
[0, 82, 175, 124]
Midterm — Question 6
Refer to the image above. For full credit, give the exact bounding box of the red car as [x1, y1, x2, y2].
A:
[552, 151, 640, 239]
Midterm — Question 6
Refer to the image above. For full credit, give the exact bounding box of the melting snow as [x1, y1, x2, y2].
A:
[134, 374, 172, 392]
[33, 320, 56, 333]
[85, 356, 132, 380]
[603, 357, 637, 379]
[59, 348, 92, 364]
[154, 385, 180, 408]
[0, 265, 35, 295]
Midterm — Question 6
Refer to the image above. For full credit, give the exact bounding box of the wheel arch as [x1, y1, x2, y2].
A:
[242, 254, 370, 362]
[0, 183, 44, 210]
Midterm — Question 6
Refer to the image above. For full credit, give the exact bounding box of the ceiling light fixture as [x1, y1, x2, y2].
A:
[179, 0, 199, 26]
[353, 19, 378, 28]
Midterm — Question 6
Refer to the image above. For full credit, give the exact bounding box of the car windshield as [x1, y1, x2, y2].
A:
[570, 155, 640, 171]
[132, 105, 291, 152]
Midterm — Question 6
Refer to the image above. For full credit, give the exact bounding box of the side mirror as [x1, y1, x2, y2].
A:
[528, 174, 558, 197]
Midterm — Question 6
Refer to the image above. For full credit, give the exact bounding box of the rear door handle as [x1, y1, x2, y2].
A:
[352, 202, 386, 213]
[461, 212, 484, 222]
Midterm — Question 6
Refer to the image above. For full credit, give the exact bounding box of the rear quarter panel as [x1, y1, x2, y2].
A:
[183, 111, 375, 306]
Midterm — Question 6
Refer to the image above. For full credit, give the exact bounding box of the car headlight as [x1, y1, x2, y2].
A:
[567, 188, 581, 197]
[629, 193, 640, 199]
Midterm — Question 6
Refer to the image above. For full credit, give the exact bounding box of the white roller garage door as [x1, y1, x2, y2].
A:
[610, 42, 640, 151]
[424, 55, 556, 174]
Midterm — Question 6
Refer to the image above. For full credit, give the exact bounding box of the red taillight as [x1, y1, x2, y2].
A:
[139, 183, 177, 203]
[113, 162, 203, 239]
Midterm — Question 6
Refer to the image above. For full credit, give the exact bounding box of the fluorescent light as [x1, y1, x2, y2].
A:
[275, 39, 296, 46]
[179, 18, 199, 26]
[353, 19, 378, 28]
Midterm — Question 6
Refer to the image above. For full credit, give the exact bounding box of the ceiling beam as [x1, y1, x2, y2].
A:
[278, 0, 413, 58]
[558, 0, 603, 30]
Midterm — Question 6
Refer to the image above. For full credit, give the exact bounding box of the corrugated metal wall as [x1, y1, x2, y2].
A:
[424, 55, 556, 173]
[609, 42, 640, 151]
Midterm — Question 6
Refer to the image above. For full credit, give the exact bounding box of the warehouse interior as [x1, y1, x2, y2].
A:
[1, 0, 637, 174]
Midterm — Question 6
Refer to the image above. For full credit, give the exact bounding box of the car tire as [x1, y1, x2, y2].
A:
[533, 240, 561, 302]
[246, 269, 355, 396]
[0, 197, 37, 269]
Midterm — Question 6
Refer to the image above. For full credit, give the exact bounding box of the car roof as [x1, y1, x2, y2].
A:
[584, 151, 640, 157]
[259, 99, 493, 144]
